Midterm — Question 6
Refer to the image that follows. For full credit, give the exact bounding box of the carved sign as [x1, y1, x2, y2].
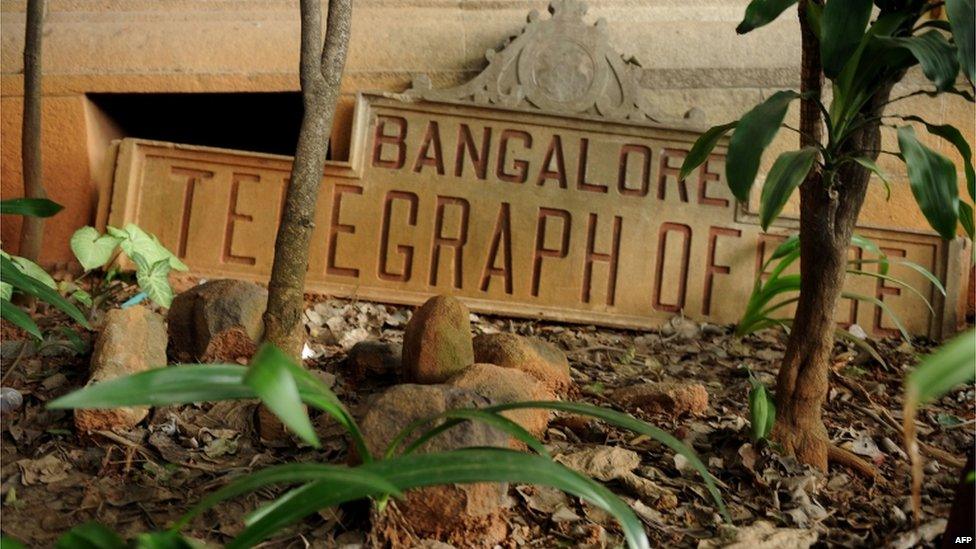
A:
[103, 1, 966, 337]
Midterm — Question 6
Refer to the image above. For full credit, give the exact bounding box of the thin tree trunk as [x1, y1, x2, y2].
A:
[771, 0, 898, 470]
[258, 0, 351, 440]
[263, 0, 352, 360]
[18, 0, 46, 263]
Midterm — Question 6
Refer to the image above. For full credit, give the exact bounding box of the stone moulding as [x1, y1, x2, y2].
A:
[402, 0, 704, 126]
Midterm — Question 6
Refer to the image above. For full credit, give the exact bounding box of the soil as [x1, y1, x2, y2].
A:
[0, 296, 972, 548]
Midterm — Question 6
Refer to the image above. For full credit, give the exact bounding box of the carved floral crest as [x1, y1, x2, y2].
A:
[404, 0, 702, 124]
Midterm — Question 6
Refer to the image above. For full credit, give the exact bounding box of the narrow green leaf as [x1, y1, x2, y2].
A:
[679, 121, 737, 181]
[55, 522, 126, 549]
[897, 125, 960, 239]
[0, 198, 63, 218]
[851, 234, 889, 275]
[234, 449, 651, 549]
[736, 0, 798, 34]
[727, 90, 801, 202]
[853, 257, 946, 296]
[0, 281, 10, 301]
[393, 408, 551, 458]
[820, 0, 873, 78]
[133, 255, 174, 308]
[10, 255, 56, 289]
[946, 0, 975, 82]
[70, 227, 121, 271]
[244, 345, 320, 448]
[131, 531, 198, 549]
[1, 298, 42, 340]
[0, 256, 90, 329]
[748, 379, 772, 441]
[846, 269, 935, 314]
[248, 343, 370, 461]
[173, 463, 403, 530]
[851, 156, 892, 200]
[906, 329, 976, 407]
[1, 536, 27, 549]
[842, 291, 911, 342]
[759, 147, 819, 230]
[47, 365, 253, 409]
[834, 327, 888, 368]
[875, 31, 960, 91]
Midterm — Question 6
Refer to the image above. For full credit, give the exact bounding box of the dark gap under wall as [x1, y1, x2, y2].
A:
[87, 92, 310, 157]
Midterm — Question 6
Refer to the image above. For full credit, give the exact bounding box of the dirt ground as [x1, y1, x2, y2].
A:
[0, 295, 972, 548]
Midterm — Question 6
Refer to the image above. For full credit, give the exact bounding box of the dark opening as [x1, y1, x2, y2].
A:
[88, 92, 306, 156]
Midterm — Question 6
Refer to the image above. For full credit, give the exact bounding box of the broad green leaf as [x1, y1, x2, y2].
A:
[851, 156, 892, 200]
[133, 254, 174, 308]
[117, 224, 187, 272]
[234, 449, 651, 549]
[898, 126, 960, 239]
[72, 289, 93, 308]
[70, 227, 121, 271]
[389, 408, 551, 458]
[960, 202, 975, 239]
[727, 90, 801, 201]
[736, 0, 798, 34]
[243, 345, 320, 448]
[759, 147, 819, 230]
[0, 256, 90, 328]
[842, 291, 911, 342]
[748, 378, 775, 441]
[10, 255, 56, 289]
[820, 0, 873, 78]
[1, 536, 27, 549]
[0, 198, 62, 217]
[946, 0, 975, 82]
[678, 121, 737, 181]
[875, 31, 960, 91]
[1, 298, 42, 340]
[173, 463, 403, 530]
[55, 522, 126, 549]
[47, 365, 253, 409]
[896, 116, 974, 202]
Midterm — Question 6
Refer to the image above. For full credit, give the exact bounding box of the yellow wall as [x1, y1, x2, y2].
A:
[1, 0, 973, 264]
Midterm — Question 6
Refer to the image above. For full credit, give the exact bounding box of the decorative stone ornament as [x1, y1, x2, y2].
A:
[405, 0, 702, 124]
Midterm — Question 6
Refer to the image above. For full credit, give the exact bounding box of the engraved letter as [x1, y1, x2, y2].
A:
[653, 223, 692, 312]
[326, 184, 363, 277]
[536, 135, 567, 188]
[531, 208, 572, 297]
[582, 213, 622, 305]
[430, 196, 470, 288]
[480, 202, 514, 294]
[379, 191, 419, 282]
[657, 148, 689, 202]
[223, 172, 258, 266]
[171, 167, 215, 259]
[496, 129, 532, 183]
[413, 120, 445, 175]
[702, 226, 741, 315]
[372, 115, 407, 169]
[455, 124, 492, 180]
[577, 138, 608, 193]
[617, 144, 651, 197]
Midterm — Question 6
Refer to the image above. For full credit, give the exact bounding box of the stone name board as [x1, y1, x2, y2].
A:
[103, 1, 967, 337]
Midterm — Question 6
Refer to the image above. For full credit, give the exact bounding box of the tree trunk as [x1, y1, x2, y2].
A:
[18, 0, 46, 263]
[258, 0, 351, 439]
[770, 1, 897, 470]
[263, 0, 352, 360]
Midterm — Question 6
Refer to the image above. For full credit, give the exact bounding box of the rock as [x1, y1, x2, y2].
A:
[0, 387, 23, 414]
[448, 363, 554, 439]
[361, 384, 508, 544]
[661, 315, 701, 340]
[612, 382, 709, 417]
[75, 306, 167, 432]
[472, 333, 571, 394]
[555, 445, 640, 482]
[697, 520, 818, 549]
[168, 279, 267, 362]
[402, 295, 474, 383]
[346, 340, 402, 380]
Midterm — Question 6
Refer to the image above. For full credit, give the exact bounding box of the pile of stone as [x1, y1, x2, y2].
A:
[359, 294, 573, 544]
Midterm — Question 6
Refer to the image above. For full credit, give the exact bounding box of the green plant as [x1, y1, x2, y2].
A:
[736, 233, 944, 365]
[677, 0, 974, 469]
[0, 198, 90, 339]
[903, 329, 975, 518]
[747, 370, 776, 442]
[49, 344, 729, 548]
[68, 224, 188, 309]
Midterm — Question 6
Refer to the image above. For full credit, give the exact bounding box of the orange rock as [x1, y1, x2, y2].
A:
[75, 306, 167, 432]
[472, 333, 571, 395]
[167, 279, 267, 363]
[402, 295, 474, 383]
[612, 382, 709, 417]
[448, 363, 554, 440]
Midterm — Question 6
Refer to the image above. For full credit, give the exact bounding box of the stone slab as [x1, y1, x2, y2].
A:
[104, 93, 961, 338]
